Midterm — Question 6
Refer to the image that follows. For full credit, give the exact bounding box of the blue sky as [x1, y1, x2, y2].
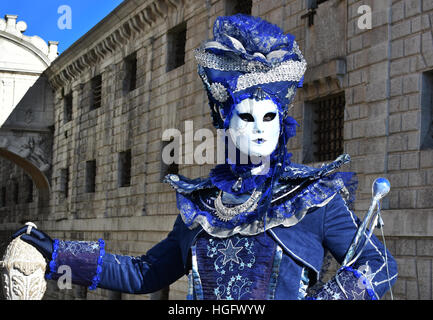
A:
[1, 0, 124, 53]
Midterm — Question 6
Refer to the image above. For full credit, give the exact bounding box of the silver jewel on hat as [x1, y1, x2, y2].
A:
[210, 82, 229, 103]
[252, 87, 269, 101]
[286, 86, 296, 100]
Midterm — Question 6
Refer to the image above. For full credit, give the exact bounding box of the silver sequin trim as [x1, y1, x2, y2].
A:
[235, 60, 307, 92]
[194, 48, 269, 73]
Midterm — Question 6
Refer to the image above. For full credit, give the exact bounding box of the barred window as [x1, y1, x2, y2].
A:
[64, 93, 73, 123]
[167, 22, 187, 72]
[118, 150, 131, 187]
[85, 160, 96, 193]
[303, 93, 345, 163]
[302, 0, 330, 26]
[90, 75, 102, 110]
[309, 0, 329, 8]
[225, 0, 252, 15]
[124, 52, 137, 93]
[421, 70, 433, 149]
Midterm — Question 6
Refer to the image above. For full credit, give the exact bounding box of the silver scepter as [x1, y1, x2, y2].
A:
[342, 177, 391, 268]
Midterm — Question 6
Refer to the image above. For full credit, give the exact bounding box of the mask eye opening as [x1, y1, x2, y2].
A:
[238, 113, 255, 122]
[263, 112, 277, 122]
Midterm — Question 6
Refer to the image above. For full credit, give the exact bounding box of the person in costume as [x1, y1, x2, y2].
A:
[12, 15, 397, 300]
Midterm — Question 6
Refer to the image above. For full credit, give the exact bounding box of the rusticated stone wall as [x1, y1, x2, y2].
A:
[1, 0, 433, 300]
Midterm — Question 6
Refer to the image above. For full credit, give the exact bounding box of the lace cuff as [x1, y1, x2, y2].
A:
[45, 239, 105, 290]
[45, 239, 59, 280]
[307, 267, 377, 300]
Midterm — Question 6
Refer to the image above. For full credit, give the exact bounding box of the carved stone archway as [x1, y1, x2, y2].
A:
[0, 133, 52, 208]
[0, 14, 57, 212]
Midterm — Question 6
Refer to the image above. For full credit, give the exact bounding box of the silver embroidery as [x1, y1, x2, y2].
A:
[234, 60, 307, 92]
[194, 48, 269, 73]
[214, 189, 263, 222]
[210, 82, 229, 102]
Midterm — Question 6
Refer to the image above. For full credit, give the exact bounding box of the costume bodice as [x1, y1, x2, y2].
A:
[189, 231, 282, 300]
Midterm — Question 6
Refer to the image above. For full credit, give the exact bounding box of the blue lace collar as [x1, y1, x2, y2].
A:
[163, 154, 356, 238]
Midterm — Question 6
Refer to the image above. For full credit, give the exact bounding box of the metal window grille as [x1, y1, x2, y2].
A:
[226, 0, 252, 15]
[312, 94, 345, 162]
[85, 160, 96, 193]
[118, 150, 131, 187]
[91, 75, 102, 110]
[167, 22, 187, 72]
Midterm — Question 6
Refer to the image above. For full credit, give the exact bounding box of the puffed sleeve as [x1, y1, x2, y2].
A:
[46, 215, 186, 294]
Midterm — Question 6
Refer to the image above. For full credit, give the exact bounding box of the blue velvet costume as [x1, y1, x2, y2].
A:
[45, 15, 398, 300]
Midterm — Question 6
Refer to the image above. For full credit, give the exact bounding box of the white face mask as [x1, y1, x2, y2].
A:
[227, 98, 280, 159]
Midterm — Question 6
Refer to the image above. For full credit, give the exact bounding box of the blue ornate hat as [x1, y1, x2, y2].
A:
[195, 14, 307, 133]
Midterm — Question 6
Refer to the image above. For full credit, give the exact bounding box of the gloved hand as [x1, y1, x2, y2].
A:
[12, 226, 54, 261]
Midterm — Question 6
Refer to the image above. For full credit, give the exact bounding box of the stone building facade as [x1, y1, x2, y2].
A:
[1, 0, 433, 300]
[0, 14, 57, 288]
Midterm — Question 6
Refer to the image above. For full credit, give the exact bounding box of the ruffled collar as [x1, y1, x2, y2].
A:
[175, 171, 357, 238]
[164, 154, 356, 238]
